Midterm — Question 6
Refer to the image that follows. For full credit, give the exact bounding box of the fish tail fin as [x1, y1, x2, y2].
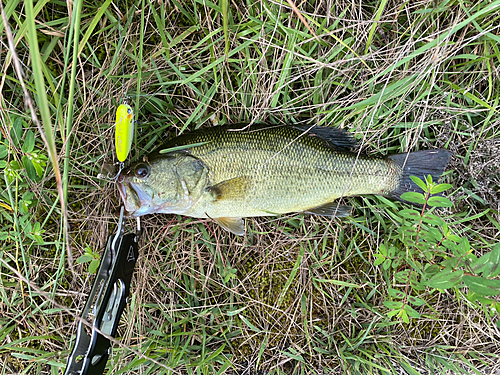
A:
[388, 149, 451, 203]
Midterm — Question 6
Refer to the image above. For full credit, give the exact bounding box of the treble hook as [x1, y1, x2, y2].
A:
[106, 162, 125, 182]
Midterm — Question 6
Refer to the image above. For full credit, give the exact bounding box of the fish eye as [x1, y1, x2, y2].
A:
[134, 163, 150, 179]
[127, 108, 132, 115]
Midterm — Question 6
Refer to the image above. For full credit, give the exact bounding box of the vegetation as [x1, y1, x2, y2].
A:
[1, 0, 499, 374]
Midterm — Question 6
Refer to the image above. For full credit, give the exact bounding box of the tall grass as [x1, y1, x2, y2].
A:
[1, 0, 499, 374]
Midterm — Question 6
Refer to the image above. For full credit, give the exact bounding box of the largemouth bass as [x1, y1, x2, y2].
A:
[117, 124, 450, 235]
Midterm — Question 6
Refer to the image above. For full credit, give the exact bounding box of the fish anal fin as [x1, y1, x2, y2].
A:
[214, 217, 246, 236]
[305, 202, 352, 217]
[207, 176, 251, 201]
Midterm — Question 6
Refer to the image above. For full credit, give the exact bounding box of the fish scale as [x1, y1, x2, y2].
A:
[177, 127, 399, 217]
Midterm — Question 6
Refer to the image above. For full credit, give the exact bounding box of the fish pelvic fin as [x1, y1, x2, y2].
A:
[388, 149, 451, 203]
[214, 217, 246, 235]
[207, 176, 252, 201]
[305, 202, 352, 217]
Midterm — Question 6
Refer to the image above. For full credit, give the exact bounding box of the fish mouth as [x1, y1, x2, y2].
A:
[116, 179, 142, 216]
[116, 180, 129, 203]
[116, 177, 157, 217]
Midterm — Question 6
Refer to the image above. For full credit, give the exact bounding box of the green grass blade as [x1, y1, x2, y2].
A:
[365, 0, 389, 54]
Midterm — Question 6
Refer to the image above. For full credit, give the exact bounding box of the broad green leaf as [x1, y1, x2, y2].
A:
[474, 295, 497, 305]
[410, 175, 427, 191]
[22, 155, 37, 181]
[442, 239, 459, 252]
[400, 309, 409, 323]
[407, 296, 425, 306]
[387, 288, 405, 299]
[374, 255, 385, 266]
[89, 259, 100, 274]
[383, 301, 403, 309]
[379, 243, 387, 256]
[32, 221, 41, 231]
[399, 209, 421, 220]
[22, 191, 34, 201]
[419, 230, 436, 244]
[430, 183, 452, 195]
[22, 130, 35, 153]
[387, 309, 400, 317]
[0, 145, 7, 159]
[417, 243, 432, 256]
[392, 258, 402, 270]
[403, 227, 418, 237]
[428, 228, 443, 242]
[447, 234, 462, 242]
[400, 192, 425, 204]
[405, 238, 416, 246]
[427, 268, 463, 289]
[489, 243, 500, 277]
[77, 255, 93, 264]
[33, 159, 44, 177]
[383, 258, 391, 270]
[23, 220, 33, 233]
[427, 196, 453, 207]
[33, 234, 44, 245]
[457, 237, 471, 256]
[463, 275, 500, 297]
[471, 252, 494, 276]
[10, 160, 21, 170]
[395, 270, 410, 283]
[422, 213, 444, 225]
[404, 305, 421, 318]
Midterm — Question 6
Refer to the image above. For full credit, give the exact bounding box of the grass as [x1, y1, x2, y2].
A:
[1, 0, 500, 374]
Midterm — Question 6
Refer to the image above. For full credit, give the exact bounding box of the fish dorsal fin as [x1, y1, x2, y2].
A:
[207, 176, 251, 201]
[214, 217, 246, 235]
[305, 202, 352, 217]
[291, 125, 358, 151]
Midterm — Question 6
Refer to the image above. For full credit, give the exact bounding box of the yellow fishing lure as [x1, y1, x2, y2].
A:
[114, 104, 134, 162]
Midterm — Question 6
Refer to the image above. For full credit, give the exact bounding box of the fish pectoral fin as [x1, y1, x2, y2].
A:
[207, 177, 251, 201]
[214, 217, 246, 236]
[305, 202, 352, 217]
